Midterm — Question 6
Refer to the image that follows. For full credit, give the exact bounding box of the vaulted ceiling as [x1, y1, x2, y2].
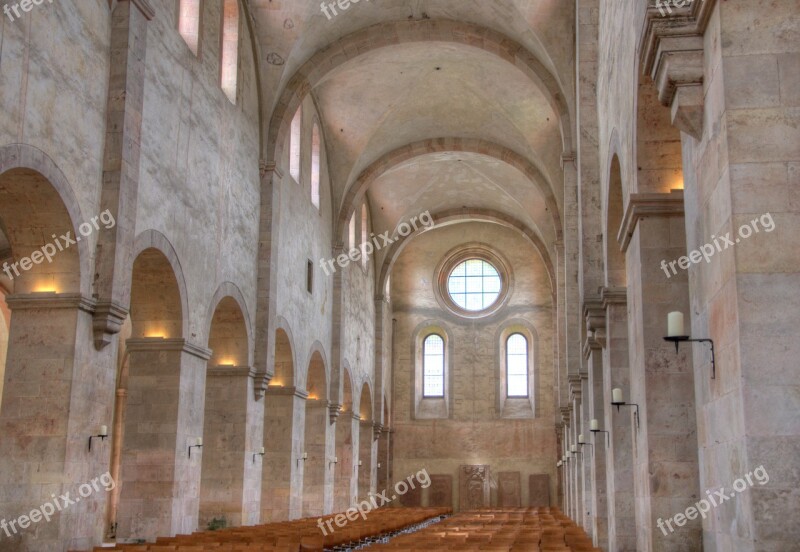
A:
[248, 0, 576, 278]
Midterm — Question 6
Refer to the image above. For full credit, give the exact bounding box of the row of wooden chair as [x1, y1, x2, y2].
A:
[81, 507, 451, 552]
[365, 508, 601, 552]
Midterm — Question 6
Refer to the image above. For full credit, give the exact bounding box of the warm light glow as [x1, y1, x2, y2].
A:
[268, 380, 284, 388]
[218, 359, 236, 367]
[31, 286, 57, 294]
[308, 394, 319, 401]
[144, 332, 166, 339]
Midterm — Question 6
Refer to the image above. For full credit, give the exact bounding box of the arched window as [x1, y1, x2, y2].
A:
[311, 124, 320, 208]
[361, 203, 368, 269]
[506, 333, 528, 397]
[422, 334, 445, 398]
[290, 107, 302, 182]
[220, 0, 239, 103]
[178, 0, 202, 55]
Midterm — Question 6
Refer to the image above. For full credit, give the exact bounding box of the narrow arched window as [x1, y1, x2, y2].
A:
[422, 334, 445, 398]
[506, 333, 528, 397]
[361, 203, 368, 269]
[178, 0, 202, 55]
[311, 124, 321, 208]
[290, 107, 302, 182]
[220, 0, 239, 103]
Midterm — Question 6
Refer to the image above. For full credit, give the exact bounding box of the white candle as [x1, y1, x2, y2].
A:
[590, 419, 599, 431]
[613, 388, 624, 403]
[259, 447, 265, 455]
[566, 451, 572, 458]
[578, 434, 584, 443]
[668, 311, 685, 337]
[570, 445, 577, 452]
[196, 437, 203, 447]
[302, 452, 308, 460]
[99, 425, 108, 437]
[557, 461, 562, 467]
[334, 456, 338, 463]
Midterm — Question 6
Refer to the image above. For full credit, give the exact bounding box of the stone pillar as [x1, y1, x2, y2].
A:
[117, 337, 211, 540]
[351, 414, 361, 504]
[620, 194, 701, 551]
[579, 374, 593, 534]
[601, 288, 636, 552]
[0, 293, 116, 551]
[199, 366, 254, 528]
[92, 0, 154, 350]
[377, 427, 391, 492]
[261, 386, 305, 522]
[641, 1, 800, 549]
[585, 328, 609, 550]
[357, 420, 376, 499]
[302, 399, 330, 517]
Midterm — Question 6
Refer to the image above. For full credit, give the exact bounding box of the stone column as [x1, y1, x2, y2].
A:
[117, 337, 211, 540]
[302, 399, 330, 517]
[199, 365, 254, 528]
[351, 414, 362, 504]
[92, 0, 154, 350]
[585, 328, 609, 550]
[601, 287, 636, 552]
[620, 193, 700, 551]
[580, 374, 593, 534]
[0, 293, 116, 551]
[261, 386, 305, 522]
[357, 420, 376, 498]
[641, 1, 800, 549]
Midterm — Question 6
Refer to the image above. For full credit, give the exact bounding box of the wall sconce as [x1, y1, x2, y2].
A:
[253, 447, 265, 464]
[297, 452, 308, 466]
[188, 437, 203, 458]
[570, 444, 581, 456]
[611, 388, 640, 428]
[88, 425, 108, 452]
[557, 460, 563, 468]
[590, 419, 609, 447]
[358, 460, 363, 466]
[578, 433, 593, 450]
[663, 311, 716, 379]
[329, 456, 339, 467]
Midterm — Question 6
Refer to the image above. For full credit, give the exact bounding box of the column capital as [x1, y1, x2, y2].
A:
[125, 337, 212, 361]
[640, 0, 716, 139]
[601, 286, 628, 308]
[583, 297, 606, 333]
[619, 191, 684, 252]
[206, 365, 255, 378]
[259, 160, 283, 180]
[568, 373, 587, 403]
[328, 403, 342, 424]
[5, 292, 95, 313]
[560, 406, 572, 426]
[93, 299, 130, 349]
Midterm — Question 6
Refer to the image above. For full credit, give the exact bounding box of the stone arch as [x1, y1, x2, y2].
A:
[358, 381, 373, 422]
[273, 316, 297, 388]
[335, 138, 562, 247]
[131, 230, 190, 339]
[377, 208, 556, 297]
[204, 281, 253, 366]
[265, 19, 573, 165]
[605, 154, 627, 288]
[305, 345, 328, 400]
[0, 144, 90, 295]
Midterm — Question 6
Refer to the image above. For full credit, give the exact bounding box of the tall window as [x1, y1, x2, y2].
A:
[178, 0, 201, 55]
[506, 333, 528, 397]
[361, 203, 368, 269]
[422, 334, 445, 397]
[349, 214, 356, 249]
[311, 124, 320, 208]
[290, 107, 302, 182]
[220, 0, 239, 103]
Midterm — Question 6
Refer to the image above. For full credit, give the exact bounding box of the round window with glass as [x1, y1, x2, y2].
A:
[447, 258, 503, 312]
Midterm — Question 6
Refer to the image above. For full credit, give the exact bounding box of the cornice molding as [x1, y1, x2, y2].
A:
[5, 292, 96, 314]
[207, 365, 255, 378]
[619, 191, 685, 252]
[125, 338, 213, 361]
